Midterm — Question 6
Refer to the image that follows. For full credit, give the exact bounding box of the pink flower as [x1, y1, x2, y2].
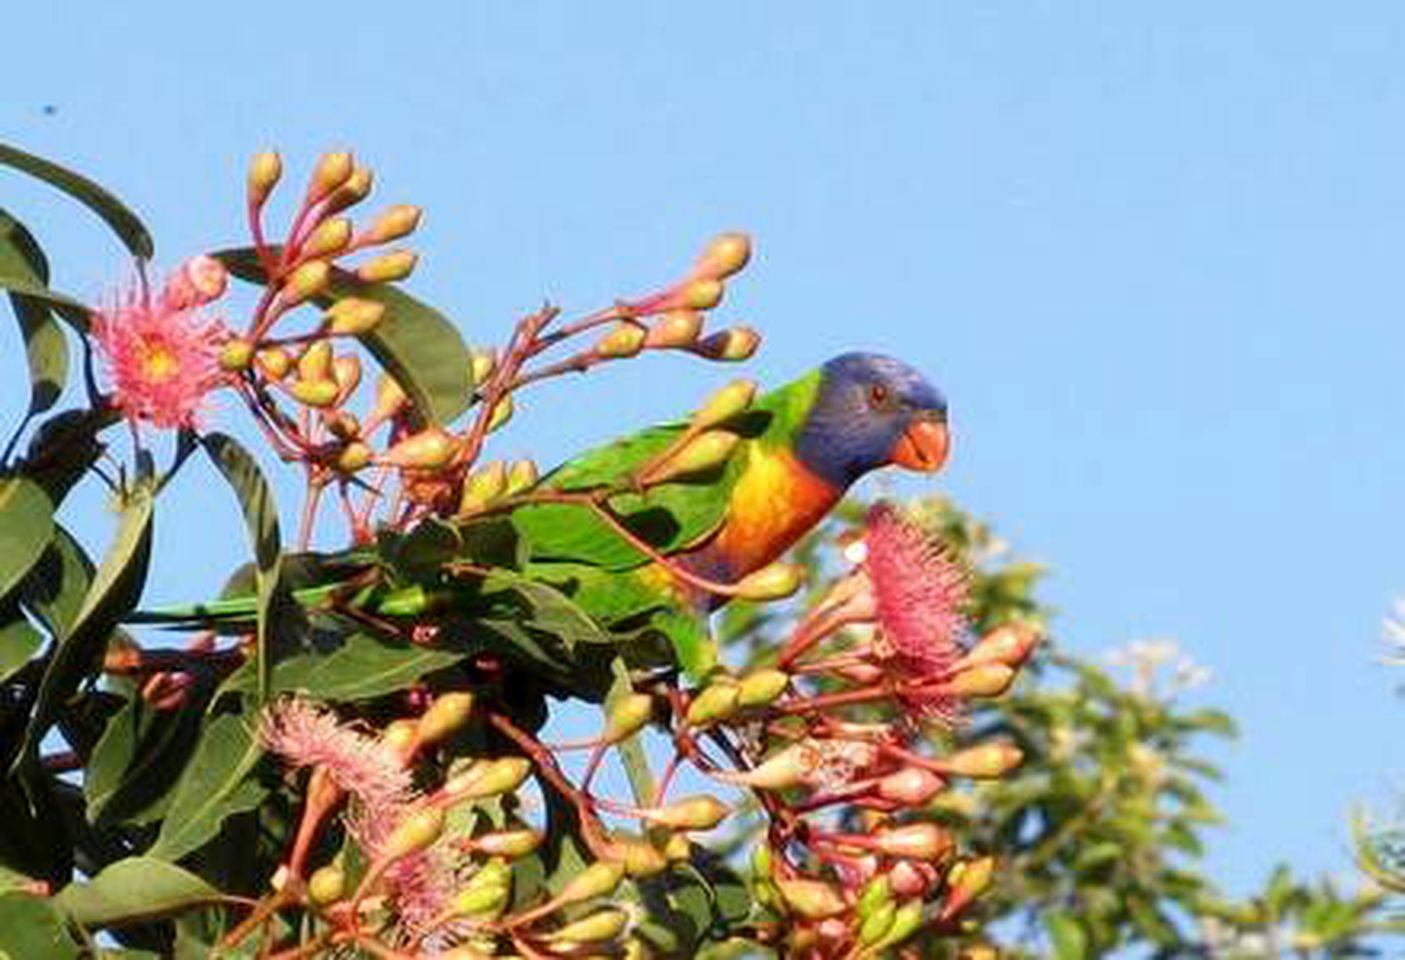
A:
[260, 699, 412, 831]
[260, 699, 459, 940]
[91, 256, 228, 429]
[863, 502, 971, 722]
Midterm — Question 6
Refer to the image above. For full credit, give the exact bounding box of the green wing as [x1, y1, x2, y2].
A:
[510, 415, 764, 571]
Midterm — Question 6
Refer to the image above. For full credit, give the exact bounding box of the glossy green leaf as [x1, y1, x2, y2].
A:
[215, 247, 472, 424]
[0, 616, 42, 684]
[0, 892, 80, 959]
[219, 632, 464, 702]
[0, 210, 67, 420]
[17, 481, 154, 770]
[203, 433, 283, 703]
[0, 476, 54, 605]
[18, 408, 115, 505]
[54, 857, 218, 928]
[84, 696, 202, 828]
[150, 713, 266, 861]
[21, 525, 93, 639]
[1046, 911, 1089, 960]
[0, 142, 154, 260]
[482, 572, 608, 648]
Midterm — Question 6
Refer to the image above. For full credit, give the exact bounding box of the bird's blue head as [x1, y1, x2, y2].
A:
[792, 352, 950, 489]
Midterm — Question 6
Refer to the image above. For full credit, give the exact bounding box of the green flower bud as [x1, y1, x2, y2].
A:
[776, 879, 846, 920]
[642, 430, 739, 485]
[557, 860, 626, 906]
[219, 338, 256, 372]
[679, 278, 724, 310]
[247, 150, 283, 207]
[336, 441, 373, 473]
[691, 379, 756, 429]
[645, 309, 704, 348]
[737, 668, 790, 707]
[469, 347, 497, 388]
[595, 323, 648, 359]
[326, 296, 387, 336]
[546, 908, 630, 944]
[641, 796, 730, 832]
[366, 204, 423, 244]
[506, 458, 539, 495]
[384, 806, 445, 860]
[356, 249, 418, 283]
[304, 217, 353, 259]
[471, 829, 543, 859]
[308, 151, 355, 204]
[326, 165, 374, 213]
[940, 856, 996, 922]
[614, 839, 668, 878]
[284, 260, 331, 306]
[488, 395, 514, 433]
[451, 879, 510, 919]
[684, 680, 740, 727]
[603, 692, 654, 744]
[696, 326, 761, 362]
[307, 865, 345, 906]
[692, 232, 752, 280]
[940, 663, 1016, 699]
[378, 584, 431, 617]
[870, 823, 953, 861]
[859, 899, 897, 946]
[445, 757, 533, 800]
[256, 346, 292, 380]
[871, 900, 924, 951]
[418, 692, 475, 745]
[938, 741, 1023, 779]
[734, 562, 805, 602]
[383, 427, 460, 470]
[297, 340, 334, 383]
[857, 875, 892, 918]
[662, 833, 692, 862]
[717, 742, 818, 790]
[289, 378, 340, 408]
[458, 461, 509, 515]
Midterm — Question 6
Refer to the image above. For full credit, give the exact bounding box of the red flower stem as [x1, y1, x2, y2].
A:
[248, 199, 277, 280]
[297, 474, 326, 550]
[487, 711, 612, 858]
[652, 752, 683, 806]
[217, 887, 297, 952]
[579, 742, 608, 792]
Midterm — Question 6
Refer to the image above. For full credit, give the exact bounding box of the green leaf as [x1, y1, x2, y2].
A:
[84, 697, 202, 827]
[203, 434, 283, 703]
[150, 713, 266, 861]
[0, 893, 81, 959]
[0, 476, 54, 605]
[1046, 912, 1089, 960]
[219, 632, 464, 703]
[17, 481, 154, 770]
[0, 616, 42, 683]
[54, 857, 217, 928]
[0, 142, 154, 260]
[21, 525, 93, 639]
[215, 247, 472, 424]
[482, 572, 609, 648]
[0, 210, 68, 420]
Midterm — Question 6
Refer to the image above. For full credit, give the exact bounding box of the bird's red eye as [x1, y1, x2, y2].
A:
[868, 384, 891, 410]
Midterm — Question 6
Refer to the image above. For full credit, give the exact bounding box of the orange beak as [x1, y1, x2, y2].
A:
[890, 415, 950, 473]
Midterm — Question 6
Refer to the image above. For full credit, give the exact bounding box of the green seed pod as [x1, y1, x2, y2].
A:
[445, 757, 533, 800]
[297, 340, 335, 383]
[642, 430, 739, 485]
[472, 829, 543, 859]
[734, 562, 805, 602]
[642, 796, 730, 832]
[506, 458, 539, 495]
[737, 668, 790, 707]
[776, 879, 846, 920]
[872, 900, 925, 951]
[859, 899, 897, 946]
[691, 379, 756, 429]
[546, 908, 630, 944]
[327, 296, 387, 336]
[383, 806, 445, 860]
[603, 693, 654, 743]
[219, 338, 255, 372]
[458, 461, 509, 515]
[418, 692, 475, 745]
[307, 865, 345, 906]
[356, 249, 418, 284]
[557, 860, 626, 906]
[684, 680, 740, 727]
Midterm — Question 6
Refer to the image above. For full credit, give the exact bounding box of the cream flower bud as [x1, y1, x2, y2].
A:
[308, 151, 355, 204]
[356, 250, 418, 284]
[247, 151, 282, 207]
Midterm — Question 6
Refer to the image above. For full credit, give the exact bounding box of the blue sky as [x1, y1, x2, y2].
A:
[4, 3, 1405, 897]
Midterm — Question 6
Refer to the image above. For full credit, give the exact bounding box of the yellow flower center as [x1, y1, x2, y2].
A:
[140, 339, 179, 383]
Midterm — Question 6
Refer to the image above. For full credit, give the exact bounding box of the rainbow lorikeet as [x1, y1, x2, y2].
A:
[509, 352, 949, 674]
[138, 353, 948, 683]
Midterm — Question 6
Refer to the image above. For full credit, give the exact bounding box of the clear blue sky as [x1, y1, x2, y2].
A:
[4, 3, 1405, 897]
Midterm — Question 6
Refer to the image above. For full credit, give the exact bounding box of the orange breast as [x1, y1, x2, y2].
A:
[707, 446, 840, 577]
